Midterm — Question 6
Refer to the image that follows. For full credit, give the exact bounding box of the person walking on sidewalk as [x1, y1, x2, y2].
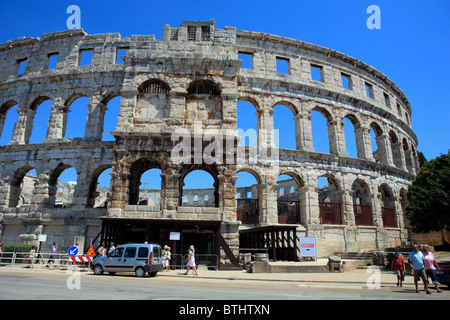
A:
[184, 245, 198, 276]
[408, 245, 431, 294]
[391, 251, 405, 287]
[423, 246, 443, 293]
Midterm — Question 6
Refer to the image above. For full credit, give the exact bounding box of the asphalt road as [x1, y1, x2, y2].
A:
[0, 267, 448, 301]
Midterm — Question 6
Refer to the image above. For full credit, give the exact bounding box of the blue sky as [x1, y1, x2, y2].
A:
[0, 0, 449, 190]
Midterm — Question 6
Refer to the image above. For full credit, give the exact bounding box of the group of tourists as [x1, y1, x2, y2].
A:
[391, 244, 443, 293]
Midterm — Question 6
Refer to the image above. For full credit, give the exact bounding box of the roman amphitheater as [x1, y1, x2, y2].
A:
[0, 20, 418, 265]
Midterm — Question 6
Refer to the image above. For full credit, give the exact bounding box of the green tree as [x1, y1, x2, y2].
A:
[405, 151, 450, 243]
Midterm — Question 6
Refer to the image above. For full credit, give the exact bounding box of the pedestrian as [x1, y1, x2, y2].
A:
[108, 242, 115, 254]
[46, 242, 57, 268]
[97, 242, 106, 257]
[391, 251, 405, 287]
[184, 245, 198, 276]
[27, 246, 37, 269]
[165, 246, 171, 271]
[162, 246, 167, 271]
[423, 246, 443, 293]
[408, 245, 431, 294]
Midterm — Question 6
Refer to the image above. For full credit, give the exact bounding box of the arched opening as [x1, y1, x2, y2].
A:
[181, 169, 217, 207]
[186, 80, 222, 121]
[138, 168, 162, 206]
[9, 166, 37, 207]
[87, 166, 111, 208]
[128, 158, 161, 205]
[64, 96, 89, 138]
[236, 170, 260, 224]
[237, 100, 258, 147]
[403, 139, 413, 173]
[389, 130, 402, 168]
[0, 101, 19, 146]
[379, 184, 396, 227]
[277, 173, 302, 224]
[136, 79, 171, 122]
[29, 97, 52, 144]
[310, 107, 332, 154]
[318, 175, 342, 224]
[369, 122, 383, 162]
[102, 95, 122, 141]
[273, 104, 296, 150]
[352, 179, 373, 226]
[49, 165, 77, 207]
[342, 115, 359, 158]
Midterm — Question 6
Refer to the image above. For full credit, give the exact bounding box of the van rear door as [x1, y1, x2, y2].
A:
[151, 245, 162, 265]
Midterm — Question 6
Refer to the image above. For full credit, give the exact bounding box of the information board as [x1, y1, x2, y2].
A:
[299, 237, 317, 261]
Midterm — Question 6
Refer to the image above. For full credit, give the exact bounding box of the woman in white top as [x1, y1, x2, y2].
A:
[184, 245, 198, 275]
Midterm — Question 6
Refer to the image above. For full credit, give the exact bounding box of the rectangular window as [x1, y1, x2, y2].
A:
[383, 92, 391, 108]
[310, 64, 323, 82]
[397, 103, 402, 117]
[188, 26, 196, 41]
[194, 195, 198, 202]
[247, 191, 252, 198]
[276, 57, 289, 74]
[205, 194, 209, 201]
[183, 195, 188, 203]
[365, 82, 374, 99]
[115, 48, 129, 64]
[341, 73, 352, 90]
[79, 49, 93, 66]
[17, 58, 27, 75]
[137, 247, 149, 258]
[201, 26, 211, 41]
[236, 192, 240, 199]
[290, 186, 295, 193]
[279, 188, 284, 196]
[47, 53, 59, 69]
[238, 52, 253, 69]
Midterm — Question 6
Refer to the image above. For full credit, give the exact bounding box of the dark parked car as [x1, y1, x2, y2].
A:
[436, 264, 450, 287]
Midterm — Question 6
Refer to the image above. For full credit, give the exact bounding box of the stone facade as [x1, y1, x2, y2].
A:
[0, 20, 418, 259]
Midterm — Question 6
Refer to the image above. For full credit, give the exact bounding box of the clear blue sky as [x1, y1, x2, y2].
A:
[0, 0, 449, 190]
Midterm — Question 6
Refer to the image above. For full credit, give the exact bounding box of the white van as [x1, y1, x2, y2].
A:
[91, 243, 163, 277]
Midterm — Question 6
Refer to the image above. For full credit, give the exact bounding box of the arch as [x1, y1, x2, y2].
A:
[180, 168, 218, 207]
[49, 164, 78, 207]
[29, 96, 52, 144]
[138, 79, 171, 94]
[273, 104, 296, 150]
[317, 173, 342, 224]
[87, 165, 112, 208]
[9, 166, 37, 207]
[187, 80, 221, 95]
[128, 158, 162, 205]
[379, 183, 396, 227]
[277, 172, 303, 224]
[272, 100, 299, 116]
[64, 94, 90, 139]
[102, 95, 122, 141]
[310, 107, 332, 154]
[237, 100, 258, 147]
[237, 96, 262, 112]
[138, 168, 162, 206]
[0, 100, 19, 145]
[352, 178, 373, 226]
[342, 114, 360, 158]
[236, 170, 260, 224]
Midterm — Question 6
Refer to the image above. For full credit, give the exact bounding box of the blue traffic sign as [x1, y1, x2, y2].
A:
[68, 246, 79, 256]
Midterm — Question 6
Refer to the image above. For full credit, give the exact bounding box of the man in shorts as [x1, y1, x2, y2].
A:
[391, 251, 405, 287]
[408, 245, 431, 294]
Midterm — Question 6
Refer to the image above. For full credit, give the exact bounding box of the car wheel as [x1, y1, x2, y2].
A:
[135, 267, 146, 277]
[93, 264, 103, 275]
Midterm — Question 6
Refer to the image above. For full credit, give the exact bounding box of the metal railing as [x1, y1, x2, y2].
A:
[165, 254, 218, 270]
[0, 252, 87, 269]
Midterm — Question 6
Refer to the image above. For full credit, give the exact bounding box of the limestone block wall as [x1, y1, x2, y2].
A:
[0, 20, 418, 257]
